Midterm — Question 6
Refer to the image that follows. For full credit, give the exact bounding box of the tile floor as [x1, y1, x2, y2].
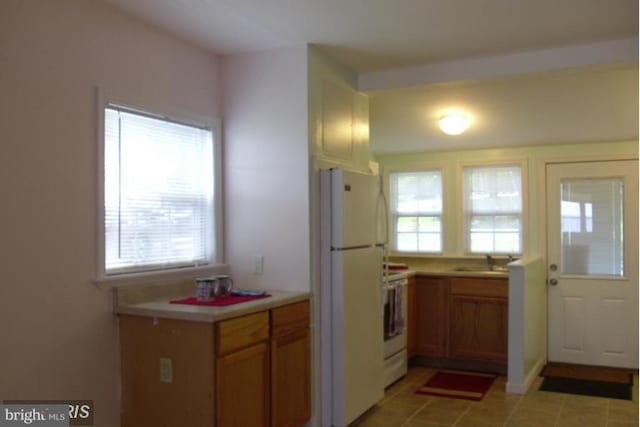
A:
[352, 367, 639, 427]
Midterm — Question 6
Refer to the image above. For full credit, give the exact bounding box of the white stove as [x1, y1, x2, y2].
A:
[382, 276, 408, 387]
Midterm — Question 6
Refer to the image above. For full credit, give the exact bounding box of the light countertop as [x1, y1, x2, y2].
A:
[388, 256, 517, 280]
[385, 269, 509, 281]
[115, 290, 310, 323]
[415, 270, 508, 278]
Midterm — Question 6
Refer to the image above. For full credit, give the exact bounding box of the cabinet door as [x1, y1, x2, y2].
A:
[449, 295, 508, 362]
[216, 342, 270, 427]
[406, 276, 417, 357]
[271, 328, 311, 427]
[415, 277, 448, 357]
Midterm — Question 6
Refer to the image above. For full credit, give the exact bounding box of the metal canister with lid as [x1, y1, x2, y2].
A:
[211, 274, 233, 297]
[196, 277, 215, 301]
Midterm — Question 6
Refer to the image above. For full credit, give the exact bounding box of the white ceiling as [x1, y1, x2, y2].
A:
[103, 0, 637, 72]
[369, 64, 639, 153]
[102, 0, 639, 153]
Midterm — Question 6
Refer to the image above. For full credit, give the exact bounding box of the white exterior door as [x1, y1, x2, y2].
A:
[546, 160, 638, 368]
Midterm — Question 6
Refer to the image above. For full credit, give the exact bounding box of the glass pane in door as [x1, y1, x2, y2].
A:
[560, 178, 624, 276]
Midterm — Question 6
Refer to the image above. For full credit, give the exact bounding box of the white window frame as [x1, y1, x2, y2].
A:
[95, 89, 224, 285]
[389, 168, 445, 255]
[458, 159, 527, 256]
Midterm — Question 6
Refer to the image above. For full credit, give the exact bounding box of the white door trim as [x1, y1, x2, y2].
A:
[543, 157, 639, 368]
[535, 155, 637, 369]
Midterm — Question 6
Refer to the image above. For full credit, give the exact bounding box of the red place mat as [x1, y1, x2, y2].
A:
[170, 294, 271, 307]
[416, 370, 497, 401]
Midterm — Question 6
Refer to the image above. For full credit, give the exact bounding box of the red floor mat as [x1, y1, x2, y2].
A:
[416, 370, 497, 401]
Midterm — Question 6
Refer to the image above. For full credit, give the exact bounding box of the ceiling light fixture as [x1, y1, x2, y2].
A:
[439, 112, 471, 135]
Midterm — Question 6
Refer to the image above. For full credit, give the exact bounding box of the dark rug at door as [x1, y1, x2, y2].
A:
[541, 362, 634, 384]
[416, 370, 496, 401]
[539, 376, 632, 400]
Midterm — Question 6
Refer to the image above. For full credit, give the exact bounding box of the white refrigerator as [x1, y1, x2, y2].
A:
[319, 168, 385, 427]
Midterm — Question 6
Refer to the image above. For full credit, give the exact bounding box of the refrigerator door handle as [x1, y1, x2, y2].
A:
[376, 175, 391, 283]
[377, 175, 389, 246]
[377, 253, 385, 316]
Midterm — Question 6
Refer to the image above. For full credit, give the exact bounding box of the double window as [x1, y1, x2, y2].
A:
[389, 164, 524, 255]
[101, 104, 218, 277]
[390, 170, 443, 253]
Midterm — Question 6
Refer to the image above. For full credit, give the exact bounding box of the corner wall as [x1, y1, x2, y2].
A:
[221, 46, 311, 292]
[507, 257, 546, 393]
[0, 1, 221, 426]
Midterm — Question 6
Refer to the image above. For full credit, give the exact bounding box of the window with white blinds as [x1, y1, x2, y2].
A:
[103, 105, 215, 275]
[462, 164, 522, 254]
[390, 170, 443, 253]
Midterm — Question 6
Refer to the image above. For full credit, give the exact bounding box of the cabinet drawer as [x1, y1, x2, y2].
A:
[450, 277, 508, 298]
[216, 311, 269, 355]
[271, 301, 310, 337]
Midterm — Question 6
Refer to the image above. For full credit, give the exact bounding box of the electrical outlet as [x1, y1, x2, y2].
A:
[254, 255, 264, 275]
[159, 357, 173, 383]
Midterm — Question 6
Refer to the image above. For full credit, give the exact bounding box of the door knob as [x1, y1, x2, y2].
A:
[549, 278, 558, 286]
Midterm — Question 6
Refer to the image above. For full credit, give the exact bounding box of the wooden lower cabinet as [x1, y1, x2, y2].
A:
[411, 275, 509, 368]
[120, 300, 311, 427]
[271, 328, 311, 427]
[448, 295, 508, 362]
[414, 277, 448, 357]
[216, 342, 270, 426]
[270, 301, 311, 427]
[216, 311, 271, 426]
[120, 316, 215, 427]
[448, 277, 508, 363]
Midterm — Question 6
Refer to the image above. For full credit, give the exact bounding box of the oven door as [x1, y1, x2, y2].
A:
[383, 280, 407, 359]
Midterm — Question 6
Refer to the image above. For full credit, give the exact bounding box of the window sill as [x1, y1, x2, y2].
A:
[93, 264, 229, 289]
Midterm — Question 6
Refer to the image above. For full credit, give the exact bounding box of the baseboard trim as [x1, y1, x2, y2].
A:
[409, 356, 507, 376]
[506, 357, 546, 394]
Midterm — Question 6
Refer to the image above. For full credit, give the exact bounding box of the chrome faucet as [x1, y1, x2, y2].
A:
[485, 254, 494, 271]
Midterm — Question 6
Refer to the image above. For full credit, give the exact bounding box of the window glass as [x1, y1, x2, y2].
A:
[391, 171, 443, 253]
[104, 106, 215, 275]
[463, 165, 522, 254]
[560, 178, 623, 276]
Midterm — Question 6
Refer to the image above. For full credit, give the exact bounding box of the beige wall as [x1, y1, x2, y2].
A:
[0, 1, 221, 426]
[221, 47, 311, 292]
